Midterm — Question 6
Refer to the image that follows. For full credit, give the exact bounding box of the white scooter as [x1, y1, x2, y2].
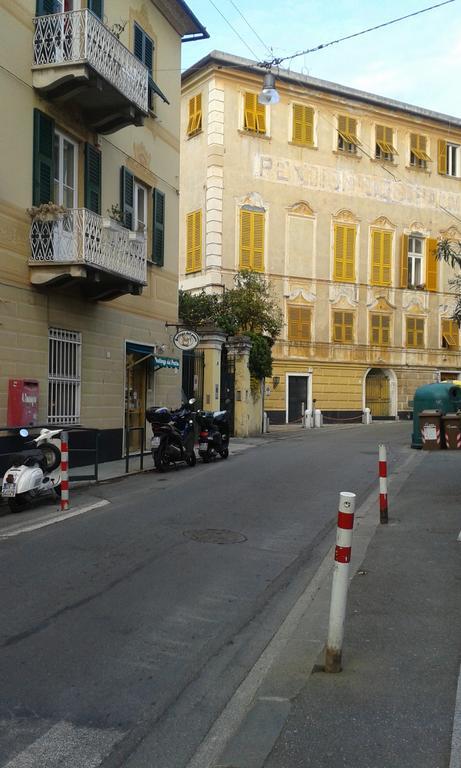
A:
[2, 428, 62, 512]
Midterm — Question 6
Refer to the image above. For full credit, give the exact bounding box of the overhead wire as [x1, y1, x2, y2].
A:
[226, 0, 274, 59]
[207, 0, 261, 60]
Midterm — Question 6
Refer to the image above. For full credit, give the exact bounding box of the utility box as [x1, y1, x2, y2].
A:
[420, 410, 442, 451]
[7, 379, 39, 428]
[442, 412, 461, 450]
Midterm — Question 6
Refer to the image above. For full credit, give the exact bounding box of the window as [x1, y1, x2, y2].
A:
[152, 188, 165, 266]
[240, 208, 264, 271]
[406, 317, 425, 348]
[48, 327, 81, 424]
[133, 23, 168, 109]
[371, 230, 392, 286]
[442, 319, 459, 349]
[288, 306, 311, 342]
[337, 115, 360, 153]
[438, 139, 461, 177]
[370, 314, 391, 346]
[333, 311, 354, 343]
[410, 133, 431, 168]
[186, 210, 202, 273]
[333, 223, 356, 282]
[53, 130, 77, 208]
[407, 235, 424, 287]
[243, 93, 266, 134]
[187, 93, 202, 137]
[376, 125, 397, 162]
[292, 104, 314, 146]
[134, 180, 147, 234]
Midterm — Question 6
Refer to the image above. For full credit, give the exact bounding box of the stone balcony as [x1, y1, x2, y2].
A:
[32, 9, 149, 133]
[29, 209, 147, 301]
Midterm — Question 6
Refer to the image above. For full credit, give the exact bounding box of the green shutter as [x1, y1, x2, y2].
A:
[36, 0, 58, 15]
[84, 143, 101, 214]
[152, 188, 165, 266]
[88, 0, 103, 19]
[134, 24, 144, 62]
[120, 166, 134, 229]
[33, 109, 55, 206]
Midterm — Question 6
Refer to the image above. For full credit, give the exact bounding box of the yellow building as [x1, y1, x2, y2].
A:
[180, 51, 461, 425]
[0, 0, 207, 460]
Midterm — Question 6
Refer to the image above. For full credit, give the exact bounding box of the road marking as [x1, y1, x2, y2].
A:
[450, 664, 461, 768]
[4, 721, 122, 768]
[0, 500, 110, 540]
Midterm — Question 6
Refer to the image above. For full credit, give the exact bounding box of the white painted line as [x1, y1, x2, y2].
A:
[0, 500, 110, 540]
[450, 664, 461, 768]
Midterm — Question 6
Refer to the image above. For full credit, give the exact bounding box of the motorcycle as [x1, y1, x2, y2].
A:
[146, 399, 197, 472]
[1, 427, 62, 512]
[197, 410, 230, 462]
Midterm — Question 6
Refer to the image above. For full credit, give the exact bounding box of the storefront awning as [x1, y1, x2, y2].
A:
[126, 342, 155, 356]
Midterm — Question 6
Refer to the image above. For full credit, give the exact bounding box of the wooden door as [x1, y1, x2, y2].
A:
[365, 369, 390, 417]
[125, 353, 147, 453]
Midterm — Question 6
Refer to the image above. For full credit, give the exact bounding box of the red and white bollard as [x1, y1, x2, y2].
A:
[325, 491, 356, 673]
[379, 443, 388, 524]
[60, 431, 69, 512]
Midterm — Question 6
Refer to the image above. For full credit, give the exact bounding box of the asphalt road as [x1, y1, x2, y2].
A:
[0, 422, 412, 767]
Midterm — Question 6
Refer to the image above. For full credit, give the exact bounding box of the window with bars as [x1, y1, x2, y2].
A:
[48, 328, 81, 424]
[243, 93, 266, 134]
[370, 314, 391, 346]
[442, 318, 459, 349]
[187, 94, 202, 137]
[333, 223, 356, 282]
[288, 306, 311, 342]
[410, 133, 431, 169]
[375, 124, 397, 162]
[240, 208, 265, 271]
[333, 311, 354, 343]
[292, 104, 314, 146]
[337, 115, 361, 153]
[406, 317, 425, 348]
[186, 210, 202, 273]
[370, 229, 392, 286]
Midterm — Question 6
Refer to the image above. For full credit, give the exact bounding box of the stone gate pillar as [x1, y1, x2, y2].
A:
[197, 329, 226, 410]
[227, 335, 252, 437]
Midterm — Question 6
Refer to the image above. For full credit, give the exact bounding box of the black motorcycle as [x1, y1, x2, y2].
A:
[146, 399, 197, 471]
[197, 410, 230, 462]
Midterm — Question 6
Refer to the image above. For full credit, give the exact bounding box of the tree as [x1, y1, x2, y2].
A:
[178, 270, 283, 379]
[436, 239, 461, 325]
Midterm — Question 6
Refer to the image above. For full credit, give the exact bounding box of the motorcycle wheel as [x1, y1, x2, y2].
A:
[220, 448, 229, 459]
[201, 451, 210, 463]
[41, 443, 61, 472]
[154, 442, 171, 472]
[8, 492, 31, 513]
[185, 450, 196, 467]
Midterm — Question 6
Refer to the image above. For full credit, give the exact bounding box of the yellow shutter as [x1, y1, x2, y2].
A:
[252, 211, 265, 271]
[371, 231, 382, 285]
[442, 319, 459, 348]
[438, 139, 447, 174]
[334, 224, 355, 282]
[240, 209, 252, 268]
[288, 306, 311, 341]
[292, 104, 314, 145]
[400, 234, 409, 288]
[187, 95, 202, 136]
[186, 213, 194, 272]
[186, 210, 201, 272]
[426, 237, 438, 292]
[244, 93, 266, 134]
[193, 210, 202, 270]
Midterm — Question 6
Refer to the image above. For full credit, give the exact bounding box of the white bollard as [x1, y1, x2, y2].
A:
[304, 409, 313, 428]
[362, 407, 372, 425]
[325, 491, 356, 673]
[314, 408, 322, 428]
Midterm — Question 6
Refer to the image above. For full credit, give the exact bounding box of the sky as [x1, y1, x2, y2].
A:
[181, 0, 461, 117]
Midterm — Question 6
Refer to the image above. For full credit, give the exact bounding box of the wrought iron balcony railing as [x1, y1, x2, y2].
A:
[29, 209, 147, 286]
[33, 9, 149, 114]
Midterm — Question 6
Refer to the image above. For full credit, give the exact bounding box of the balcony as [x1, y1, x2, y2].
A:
[32, 10, 149, 133]
[29, 209, 147, 301]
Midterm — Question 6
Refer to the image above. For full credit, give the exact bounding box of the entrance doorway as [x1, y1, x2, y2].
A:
[365, 368, 391, 417]
[125, 349, 148, 453]
[287, 374, 310, 423]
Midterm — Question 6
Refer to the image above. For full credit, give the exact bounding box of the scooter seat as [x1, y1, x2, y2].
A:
[10, 449, 45, 467]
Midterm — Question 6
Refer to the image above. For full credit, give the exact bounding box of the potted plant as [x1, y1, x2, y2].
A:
[27, 202, 68, 222]
[103, 204, 124, 228]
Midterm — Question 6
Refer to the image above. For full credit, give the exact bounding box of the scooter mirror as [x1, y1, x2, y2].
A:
[19, 428, 29, 438]
[189, 398, 196, 405]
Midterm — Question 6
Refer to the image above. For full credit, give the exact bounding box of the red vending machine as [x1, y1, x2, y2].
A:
[7, 379, 39, 427]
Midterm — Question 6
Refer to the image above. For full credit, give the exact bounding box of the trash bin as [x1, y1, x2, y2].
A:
[420, 410, 443, 450]
[442, 412, 461, 450]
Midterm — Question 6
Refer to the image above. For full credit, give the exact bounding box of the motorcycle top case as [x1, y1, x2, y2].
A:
[213, 410, 229, 424]
[146, 406, 172, 424]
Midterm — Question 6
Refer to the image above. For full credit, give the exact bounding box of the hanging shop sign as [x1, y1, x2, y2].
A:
[153, 356, 180, 370]
[173, 329, 200, 351]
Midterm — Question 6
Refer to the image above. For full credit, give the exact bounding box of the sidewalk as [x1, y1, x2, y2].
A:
[208, 449, 461, 768]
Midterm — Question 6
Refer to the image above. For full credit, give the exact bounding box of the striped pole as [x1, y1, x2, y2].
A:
[325, 491, 356, 673]
[379, 443, 388, 524]
[60, 431, 69, 512]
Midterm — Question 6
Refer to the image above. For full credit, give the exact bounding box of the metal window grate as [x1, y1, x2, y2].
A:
[48, 328, 82, 424]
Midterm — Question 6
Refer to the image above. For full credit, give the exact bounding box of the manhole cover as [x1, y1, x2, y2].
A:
[183, 529, 247, 545]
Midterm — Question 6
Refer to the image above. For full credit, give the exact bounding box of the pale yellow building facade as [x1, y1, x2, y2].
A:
[180, 51, 461, 425]
[0, 0, 207, 460]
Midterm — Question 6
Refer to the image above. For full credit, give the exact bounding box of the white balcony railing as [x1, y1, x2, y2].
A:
[33, 9, 149, 113]
[30, 209, 147, 285]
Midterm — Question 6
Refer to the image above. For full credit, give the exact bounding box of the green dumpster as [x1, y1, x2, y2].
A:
[412, 381, 461, 448]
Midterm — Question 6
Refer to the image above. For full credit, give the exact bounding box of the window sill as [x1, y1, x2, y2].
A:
[440, 172, 461, 181]
[288, 141, 318, 150]
[406, 165, 431, 174]
[187, 129, 203, 140]
[370, 157, 398, 166]
[238, 129, 271, 141]
[333, 150, 362, 160]
[185, 269, 202, 275]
